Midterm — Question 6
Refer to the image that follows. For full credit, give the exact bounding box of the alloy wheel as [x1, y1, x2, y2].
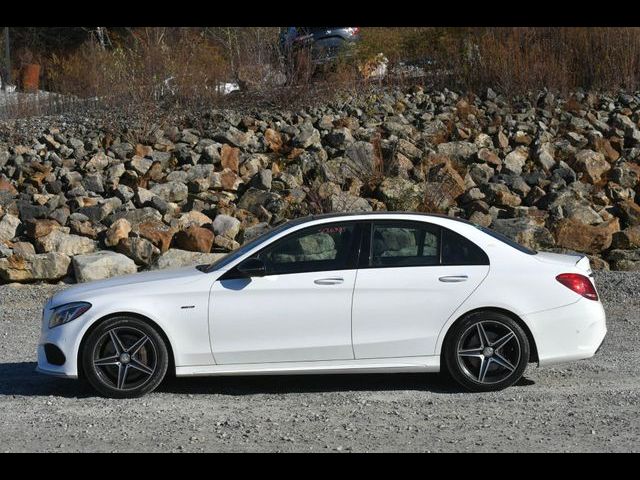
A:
[455, 320, 521, 385]
[91, 326, 157, 391]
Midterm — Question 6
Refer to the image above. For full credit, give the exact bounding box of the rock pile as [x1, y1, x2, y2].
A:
[1, 86, 640, 282]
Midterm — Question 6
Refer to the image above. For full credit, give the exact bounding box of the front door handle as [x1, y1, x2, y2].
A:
[314, 277, 344, 285]
[438, 275, 468, 283]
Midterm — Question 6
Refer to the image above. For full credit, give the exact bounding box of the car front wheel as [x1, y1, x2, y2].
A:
[443, 312, 530, 392]
[82, 316, 169, 398]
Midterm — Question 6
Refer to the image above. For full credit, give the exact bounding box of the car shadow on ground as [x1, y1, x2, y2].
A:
[0, 362, 535, 398]
[0, 362, 94, 398]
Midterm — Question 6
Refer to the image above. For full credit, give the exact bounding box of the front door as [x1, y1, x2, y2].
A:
[210, 222, 361, 364]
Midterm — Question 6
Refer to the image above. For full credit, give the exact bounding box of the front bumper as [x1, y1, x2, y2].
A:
[36, 305, 89, 378]
[523, 298, 607, 367]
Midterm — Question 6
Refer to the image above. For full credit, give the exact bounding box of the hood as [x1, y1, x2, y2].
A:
[50, 266, 206, 307]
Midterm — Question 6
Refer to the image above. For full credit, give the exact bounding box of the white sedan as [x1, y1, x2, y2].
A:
[37, 212, 607, 398]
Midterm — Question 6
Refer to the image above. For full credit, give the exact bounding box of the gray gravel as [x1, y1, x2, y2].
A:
[1, 271, 639, 452]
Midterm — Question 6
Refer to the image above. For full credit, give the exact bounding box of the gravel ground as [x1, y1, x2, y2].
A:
[0, 271, 639, 452]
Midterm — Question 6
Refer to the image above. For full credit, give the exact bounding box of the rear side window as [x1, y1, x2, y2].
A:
[371, 222, 440, 267]
[441, 227, 489, 265]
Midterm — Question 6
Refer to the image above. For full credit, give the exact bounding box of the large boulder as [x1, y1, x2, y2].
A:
[554, 218, 620, 253]
[104, 218, 132, 247]
[150, 181, 188, 203]
[0, 253, 71, 282]
[376, 177, 426, 211]
[35, 229, 97, 256]
[173, 226, 214, 253]
[152, 249, 226, 270]
[73, 251, 137, 283]
[491, 217, 555, 250]
[0, 214, 21, 244]
[423, 159, 466, 212]
[212, 214, 241, 239]
[617, 199, 640, 227]
[611, 225, 640, 249]
[328, 192, 373, 213]
[574, 149, 610, 183]
[607, 249, 640, 271]
[116, 237, 161, 266]
[136, 221, 176, 252]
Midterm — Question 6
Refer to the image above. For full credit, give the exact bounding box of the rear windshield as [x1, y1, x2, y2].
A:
[476, 225, 538, 255]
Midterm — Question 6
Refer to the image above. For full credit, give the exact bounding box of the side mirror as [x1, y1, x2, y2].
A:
[236, 258, 266, 277]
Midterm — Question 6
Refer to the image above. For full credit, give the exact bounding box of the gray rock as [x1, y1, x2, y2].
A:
[35, 229, 97, 256]
[151, 249, 226, 270]
[328, 192, 373, 213]
[150, 181, 188, 203]
[0, 252, 71, 282]
[73, 251, 137, 283]
[0, 214, 21, 244]
[212, 215, 241, 240]
[607, 249, 640, 271]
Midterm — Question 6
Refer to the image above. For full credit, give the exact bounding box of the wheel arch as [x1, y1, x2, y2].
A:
[440, 307, 539, 364]
[77, 311, 177, 380]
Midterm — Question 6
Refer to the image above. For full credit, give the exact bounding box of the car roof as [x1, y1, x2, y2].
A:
[283, 211, 476, 227]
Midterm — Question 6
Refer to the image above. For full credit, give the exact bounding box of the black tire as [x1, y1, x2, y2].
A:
[443, 311, 529, 392]
[82, 316, 169, 398]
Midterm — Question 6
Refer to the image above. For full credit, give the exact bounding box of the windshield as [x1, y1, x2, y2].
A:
[201, 221, 295, 273]
[476, 225, 538, 255]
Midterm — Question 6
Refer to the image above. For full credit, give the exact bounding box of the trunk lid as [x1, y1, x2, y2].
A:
[534, 251, 592, 274]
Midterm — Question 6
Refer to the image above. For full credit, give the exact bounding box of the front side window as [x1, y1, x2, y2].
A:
[258, 223, 357, 275]
[371, 222, 440, 267]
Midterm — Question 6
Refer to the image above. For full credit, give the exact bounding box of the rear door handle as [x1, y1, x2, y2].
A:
[314, 277, 344, 285]
[438, 275, 468, 283]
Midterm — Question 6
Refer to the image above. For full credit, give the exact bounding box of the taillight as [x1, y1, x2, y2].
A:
[346, 27, 360, 36]
[556, 273, 598, 301]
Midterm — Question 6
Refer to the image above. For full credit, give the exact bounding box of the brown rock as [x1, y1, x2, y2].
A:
[497, 130, 509, 150]
[69, 220, 101, 239]
[423, 159, 466, 212]
[174, 226, 214, 253]
[104, 218, 132, 247]
[554, 218, 619, 254]
[618, 199, 640, 227]
[264, 128, 283, 152]
[135, 144, 154, 157]
[25, 219, 62, 239]
[477, 148, 502, 167]
[0, 178, 17, 196]
[220, 144, 240, 173]
[137, 221, 176, 253]
[220, 168, 241, 191]
[611, 225, 640, 249]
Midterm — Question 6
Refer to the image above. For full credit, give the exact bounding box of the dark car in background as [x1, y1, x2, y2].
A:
[279, 27, 361, 66]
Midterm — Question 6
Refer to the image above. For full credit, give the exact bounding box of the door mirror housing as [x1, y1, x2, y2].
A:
[236, 258, 267, 277]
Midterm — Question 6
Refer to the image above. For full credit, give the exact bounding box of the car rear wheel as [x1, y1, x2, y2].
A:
[82, 316, 169, 398]
[443, 311, 529, 392]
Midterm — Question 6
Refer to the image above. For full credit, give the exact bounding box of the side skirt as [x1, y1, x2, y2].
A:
[176, 356, 440, 377]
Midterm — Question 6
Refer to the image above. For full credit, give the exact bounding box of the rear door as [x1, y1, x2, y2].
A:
[352, 220, 490, 359]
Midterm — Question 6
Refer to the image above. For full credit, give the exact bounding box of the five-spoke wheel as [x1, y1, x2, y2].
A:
[82, 317, 168, 398]
[444, 312, 529, 392]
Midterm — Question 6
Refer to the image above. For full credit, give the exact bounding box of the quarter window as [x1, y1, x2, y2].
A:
[441, 227, 489, 265]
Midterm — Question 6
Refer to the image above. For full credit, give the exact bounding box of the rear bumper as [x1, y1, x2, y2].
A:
[523, 298, 607, 367]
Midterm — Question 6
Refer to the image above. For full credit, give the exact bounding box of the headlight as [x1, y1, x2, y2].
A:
[48, 302, 92, 328]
